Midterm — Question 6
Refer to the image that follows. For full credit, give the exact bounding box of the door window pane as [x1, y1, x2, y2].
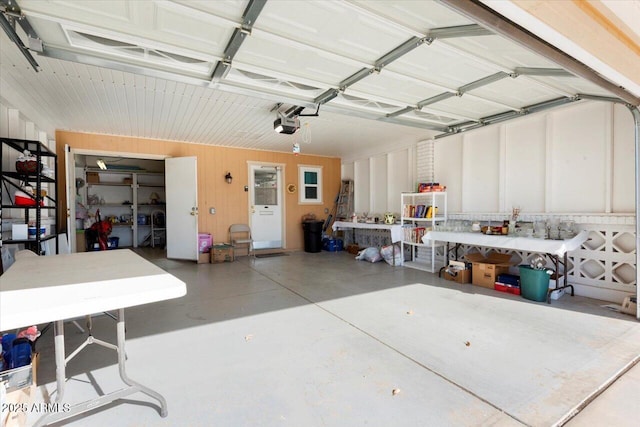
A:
[254, 168, 278, 205]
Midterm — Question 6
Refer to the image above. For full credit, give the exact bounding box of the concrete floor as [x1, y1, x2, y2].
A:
[25, 249, 640, 427]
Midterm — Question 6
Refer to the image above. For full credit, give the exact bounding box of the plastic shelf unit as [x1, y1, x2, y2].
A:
[400, 192, 447, 273]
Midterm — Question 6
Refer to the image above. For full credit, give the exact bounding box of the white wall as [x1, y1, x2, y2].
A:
[344, 100, 636, 303]
[434, 101, 634, 215]
[429, 100, 636, 303]
[344, 146, 414, 217]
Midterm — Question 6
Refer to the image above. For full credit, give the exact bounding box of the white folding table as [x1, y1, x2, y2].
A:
[423, 230, 590, 302]
[0, 250, 187, 426]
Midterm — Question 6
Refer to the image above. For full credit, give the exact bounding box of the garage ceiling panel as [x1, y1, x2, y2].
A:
[236, 36, 363, 86]
[469, 78, 564, 108]
[1, 0, 628, 158]
[533, 76, 621, 98]
[386, 44, 500, 90]
[348, 72, 445, 106]
[257, 1, 411, 64]
[430, 96, 508, 120]
[224, 68, 325, 101]
[349, 0, 474, 31]
[443, 35, 561, 70]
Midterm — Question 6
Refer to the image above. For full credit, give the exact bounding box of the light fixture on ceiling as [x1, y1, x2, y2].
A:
[225, 172, 233, 184]
[274, 113, 300, 134]
[96, 159, 107, 170]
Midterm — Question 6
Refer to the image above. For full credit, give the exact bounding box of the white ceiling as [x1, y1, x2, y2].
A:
[0, 0, 627, 159]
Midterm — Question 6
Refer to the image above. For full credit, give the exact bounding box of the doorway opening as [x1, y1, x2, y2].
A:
[69, 150, 166, 253]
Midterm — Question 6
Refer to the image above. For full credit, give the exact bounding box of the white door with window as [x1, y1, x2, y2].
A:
[249, 164, 283, 249]
[166, 157, 198, 260]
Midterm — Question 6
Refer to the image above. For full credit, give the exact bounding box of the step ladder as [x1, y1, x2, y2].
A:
[323, 179, 354, 233]
[335, 179, 354, 220]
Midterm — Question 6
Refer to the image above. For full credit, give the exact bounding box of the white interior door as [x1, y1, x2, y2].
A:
[64, 144, 76, 252]
[166, 157, 198, 260]
[249, 164, 283, 249]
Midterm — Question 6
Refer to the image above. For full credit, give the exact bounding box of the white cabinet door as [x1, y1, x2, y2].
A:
[165, 157, 198, 260]
[65, 144, 76, 251]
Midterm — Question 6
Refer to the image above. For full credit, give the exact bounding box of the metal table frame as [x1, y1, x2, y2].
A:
[0, 250, 186, 426]
[424, 231, 590, 303]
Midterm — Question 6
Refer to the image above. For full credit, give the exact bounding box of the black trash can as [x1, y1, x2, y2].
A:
[302, 220, 324, 253]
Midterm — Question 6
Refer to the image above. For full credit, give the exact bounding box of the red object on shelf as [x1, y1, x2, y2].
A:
[14, 190, 43, 206]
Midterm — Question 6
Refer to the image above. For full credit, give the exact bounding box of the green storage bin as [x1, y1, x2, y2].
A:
[519, 265, 550, 302]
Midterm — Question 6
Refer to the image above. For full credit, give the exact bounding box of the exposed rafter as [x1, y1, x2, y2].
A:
[0, 1, 40, 71]
[210, 0, 266, 82]
[435, 96, 580, 139]
[438, 0, 640, 106]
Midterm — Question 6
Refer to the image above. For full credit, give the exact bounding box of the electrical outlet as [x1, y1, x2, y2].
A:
[209, 208, 216, 214]
[324, 208, 329, 214]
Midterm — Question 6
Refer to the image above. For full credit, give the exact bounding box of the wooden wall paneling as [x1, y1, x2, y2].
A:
[387, 149, 411, 215]
[434, 134, 464, 212]
[612, 103, 635, 213]
[354, 159, 370, 214]
[549, 102, 608, 212]
[545, 113, 553, 212]
[505, 115, 546, 213]
[56, 131, 340, 250]
[498, 124, 506, 213]
[462, 126, 501, 213]
[371, 154, 387, 215]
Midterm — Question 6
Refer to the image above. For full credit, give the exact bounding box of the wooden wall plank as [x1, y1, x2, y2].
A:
[56, 131, 341, 250]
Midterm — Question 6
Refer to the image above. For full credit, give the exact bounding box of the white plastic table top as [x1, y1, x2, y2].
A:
[0, 250, 187, 331]
[332, 221, 403, 243]
[423, 230, 590, 257]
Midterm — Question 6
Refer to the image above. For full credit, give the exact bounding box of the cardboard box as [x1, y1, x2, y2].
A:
[211, 244, 234, 263]
[620, 296, 637, 315]
[465, 253, 514, 289]
[123, 177, 133, 185]
[1, 352, 38, 427]
[12, 224, 28, 240]
[86, 172, 100, 183]
[346, 244, 360, 254]
[444, 268, 471, 284]
[197, 252, 209, 264]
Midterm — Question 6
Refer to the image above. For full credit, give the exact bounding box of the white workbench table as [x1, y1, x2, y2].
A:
[422, 230, 589, 258]
[0, 250, 187, 426]
[332, 221, 403, 243]
[423, 230, 590, 303]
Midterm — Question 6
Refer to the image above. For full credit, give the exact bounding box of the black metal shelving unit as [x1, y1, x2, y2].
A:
[1, 137, 58, 260]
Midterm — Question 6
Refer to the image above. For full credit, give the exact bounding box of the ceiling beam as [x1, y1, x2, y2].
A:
[458, 71, 509, 94]
[210, 0, 266, 82]
[435, 96, 580, 139]
[427, 24, 492, 39]
[0, 10, 39, 71]
[438, 0, 639, 106]
[514, 67, 573, 77]
[332, 24, 491, 93]
[39, 45, 211, 87]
